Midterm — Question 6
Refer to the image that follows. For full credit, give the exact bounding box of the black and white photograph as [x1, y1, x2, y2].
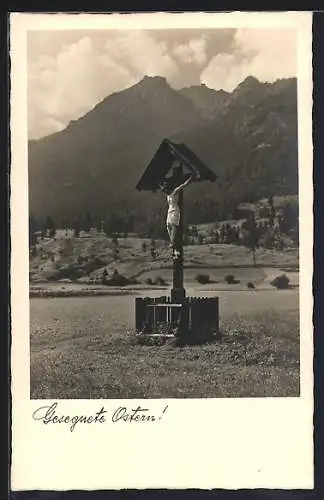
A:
[10, 11, 313, 491]
[26, 20, 304, 400]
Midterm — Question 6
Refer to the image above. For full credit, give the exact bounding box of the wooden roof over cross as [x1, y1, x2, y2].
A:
[136, 139, 217, 192]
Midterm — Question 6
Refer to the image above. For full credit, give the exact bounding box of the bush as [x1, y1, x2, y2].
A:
[46, 264, 83, 281]
[225, 274, 235, 284]
[84, 257, 107, 274]
[100, 269, 131, 287]
[195, 274, 210, 284]
[259, 206, 270, 218]
[107, 271, 129, 287]
[259, 231, 276, 249]
[145, 276, 167, 286]
[155, 276, 167, 286]
[270, 274, 290, 289]
[101, 269, 109, 285]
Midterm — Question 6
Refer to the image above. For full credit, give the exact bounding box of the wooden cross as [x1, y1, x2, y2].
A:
[170, 164, 186, 303]
[135, 139, 217, 305]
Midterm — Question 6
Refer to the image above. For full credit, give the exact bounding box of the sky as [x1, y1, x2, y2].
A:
[28, 28, 296, 139]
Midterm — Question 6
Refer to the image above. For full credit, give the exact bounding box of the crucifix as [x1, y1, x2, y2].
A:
[136, 138, 217, 304]
[135, 139, 219, 342]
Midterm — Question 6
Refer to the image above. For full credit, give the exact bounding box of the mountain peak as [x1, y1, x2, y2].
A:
[235, 76, 261, 91]
[29, 75, 297, 229]
[136, 75, 169, 88]
[238, 75, 260, 87]
[230, 76, 265, 107]
[143, 75, 167, 82]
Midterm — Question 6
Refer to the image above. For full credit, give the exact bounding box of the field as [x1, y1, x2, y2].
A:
[30, 239, 299, 399]
[30, 287, 299, 399]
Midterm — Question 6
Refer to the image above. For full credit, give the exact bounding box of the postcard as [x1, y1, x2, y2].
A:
[10, 11, 313, 490]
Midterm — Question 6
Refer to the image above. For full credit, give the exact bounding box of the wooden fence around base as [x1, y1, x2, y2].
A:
[135, 295, 219, 340]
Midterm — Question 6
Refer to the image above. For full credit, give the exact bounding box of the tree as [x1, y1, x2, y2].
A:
[96, 219, 104, 234]
[259, 228, 276, 249]
[151, 247, 157, 260]
[242, 216, 260, 266]
[220, 224, 226, 243]
[71, 220, 81, 238]
[224, 223, 231, 244]
[290, 225, 299, 246]
[29, 215, 35, 243]
[234, 226, 240, 244]
[227, 225, 239, 244]
[101, 268, 109, 285]
[84, 212, 92, 232]
[183, 224, 190, 246]
[268, 194, 276, 228]
[259, 206, 270, 219]
[150, 239, 157, 260]
[275, 237, 285, 251]
[279, 202, 298, 235]
[45, 215, 56, 239]
[191, 225, 198, 238]
[229, 226, 239, 244]
[112, 235, 119, 260]
[29, 216, 37, 256]
[105, 213, 124, 236]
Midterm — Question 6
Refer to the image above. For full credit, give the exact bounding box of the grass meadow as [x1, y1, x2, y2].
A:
[30, 290, 299, 399]
[29, 239, 300, 399]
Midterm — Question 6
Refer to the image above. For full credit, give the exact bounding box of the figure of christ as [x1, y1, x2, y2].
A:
[159, 174, 193, 255]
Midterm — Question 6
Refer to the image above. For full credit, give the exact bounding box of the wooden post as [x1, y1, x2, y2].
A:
[171, 164, 186, 303]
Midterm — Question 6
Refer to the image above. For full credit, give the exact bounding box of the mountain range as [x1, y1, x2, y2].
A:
[28, 74, 298, 231]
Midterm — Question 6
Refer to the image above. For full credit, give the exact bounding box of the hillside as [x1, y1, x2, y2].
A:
[174, 78, 298, 218]
[28, 75, 298, 231]
[28, 76, 205, 224]
[29, 234, 299, 286]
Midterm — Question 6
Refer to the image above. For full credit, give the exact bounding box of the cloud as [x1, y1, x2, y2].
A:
[172, 37, 207, 66]
[200, 28, 296, 92]
[28, 30, 181, 139]
[103, 31, 180, 80]
[28, 35, 138, 139]
[28, 28, 296, 138]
